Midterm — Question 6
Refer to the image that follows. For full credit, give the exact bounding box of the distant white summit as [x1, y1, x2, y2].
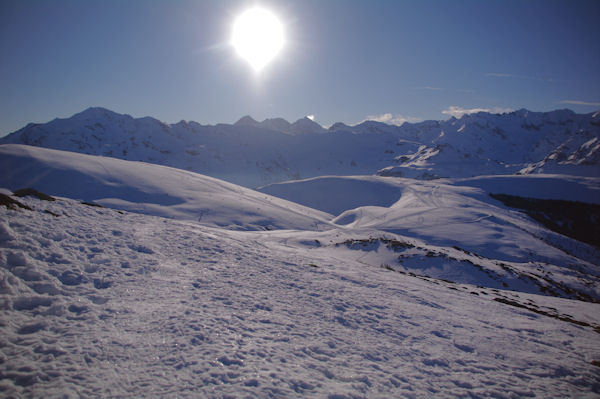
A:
[260, 117, 291, 132]
[234, 115, 260, 126]
[234, 114, 325, 135]
[288, 116, 325, 135]
[1, 107, 598, 187]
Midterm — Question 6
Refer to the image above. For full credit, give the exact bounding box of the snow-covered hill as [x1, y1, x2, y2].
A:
[260, 174, 600, 215]
[2, 190, 600, 398]
[2, 138, 600, 397]
[260, 174, 600, 301]
[0, 144, 331, 231]
[2, 144, 598, 302]
[1, 107, 598, 187]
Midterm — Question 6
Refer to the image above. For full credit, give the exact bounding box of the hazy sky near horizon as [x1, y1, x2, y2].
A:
[1, 0, 599, 136]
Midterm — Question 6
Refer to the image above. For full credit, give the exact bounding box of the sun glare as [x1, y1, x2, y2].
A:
[231, 7, 284, 72]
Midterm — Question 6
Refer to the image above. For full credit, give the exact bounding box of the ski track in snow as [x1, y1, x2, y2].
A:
[1, 197, 600, 398]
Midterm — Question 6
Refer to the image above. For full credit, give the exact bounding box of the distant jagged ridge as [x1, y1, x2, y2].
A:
[1, 107, 599, 188]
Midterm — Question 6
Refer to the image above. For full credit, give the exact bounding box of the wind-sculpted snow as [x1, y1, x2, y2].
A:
[1, 107, 598, 187]
[0, 145, 331, 231]
[1, 195, 600, 397]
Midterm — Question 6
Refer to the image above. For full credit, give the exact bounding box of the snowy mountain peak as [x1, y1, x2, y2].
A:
[289, 116, 325, 134]
[72, 106, 127, 121]
[234, 115, 260, 126]
[328, 122, 352, 132]
[233, 115, 325, 134]
[260, 117, 292, 132]
[355, 120, 398, 134]
[510, 108, 530, 118]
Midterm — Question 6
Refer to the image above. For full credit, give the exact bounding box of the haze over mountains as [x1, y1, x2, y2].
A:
[2, 107, 599, 188]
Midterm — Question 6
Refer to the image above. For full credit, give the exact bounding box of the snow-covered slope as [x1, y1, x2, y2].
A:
[448, 174, 600, 203]
[0, 144, 331, 231]
[1, 124, 600, 397]
[1, 193, 599, 398]
[259, 175, 406, 216]
[378, 109, 600, 179]
[262, 174, 600, 214]
[1, 142, 597, 300]
[260, 175, 600, 301]
[2, 107, 598, 187]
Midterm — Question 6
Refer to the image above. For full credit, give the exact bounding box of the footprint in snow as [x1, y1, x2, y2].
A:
[454, 342, 475, 353]
[93, 278, 112, 289]
[58, 270, 87, 286]
[17, 321, 47, 335]
[12, 296, 53, 311]
[431, 330, 450, 339]
[128, 243, 154, 254]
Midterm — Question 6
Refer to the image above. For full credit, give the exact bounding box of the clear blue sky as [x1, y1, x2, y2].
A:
[1, 0, 599, 135]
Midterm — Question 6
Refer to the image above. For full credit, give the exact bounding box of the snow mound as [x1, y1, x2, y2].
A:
[0, 144, 332, 231]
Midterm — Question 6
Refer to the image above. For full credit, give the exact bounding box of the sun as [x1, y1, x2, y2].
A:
[231, 7, 285, 72]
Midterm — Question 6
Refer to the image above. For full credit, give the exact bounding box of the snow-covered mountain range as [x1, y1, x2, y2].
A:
[2, 107, 599, 187]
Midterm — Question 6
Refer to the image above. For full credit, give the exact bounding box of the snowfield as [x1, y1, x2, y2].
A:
[1, 195, 599, 398]
[0, 145, 331, 231]
[1, 144, 600, 397]
[261, 174, 600, 301]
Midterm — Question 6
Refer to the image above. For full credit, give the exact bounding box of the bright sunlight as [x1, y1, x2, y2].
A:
[231, 7, 284, 72]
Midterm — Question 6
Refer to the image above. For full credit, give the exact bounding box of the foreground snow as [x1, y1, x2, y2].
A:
[1, 195, 600, 398]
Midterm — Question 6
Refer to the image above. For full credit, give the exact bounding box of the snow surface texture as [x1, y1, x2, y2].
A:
[1, 107, 599, 187]
[1, 195, 600, 398]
